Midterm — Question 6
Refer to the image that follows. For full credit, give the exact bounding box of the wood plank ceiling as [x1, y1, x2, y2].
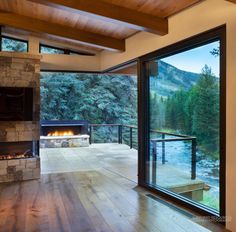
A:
[0, 0, 203, 54]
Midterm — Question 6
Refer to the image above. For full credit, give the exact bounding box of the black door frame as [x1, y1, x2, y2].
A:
[137, 25, 226, 222]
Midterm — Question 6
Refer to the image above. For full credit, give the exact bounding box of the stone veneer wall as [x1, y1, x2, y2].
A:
[0, 52, 41, 183]
[0, 158, 40, 182]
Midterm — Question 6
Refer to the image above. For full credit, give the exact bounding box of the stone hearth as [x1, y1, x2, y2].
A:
[40, 135, 90, 148]
[0, 52, 41, 183]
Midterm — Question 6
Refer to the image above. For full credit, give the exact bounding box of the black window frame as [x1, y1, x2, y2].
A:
[39, 43, 95, 56]
[138, 25, 226, 223]
[39, 44, 65, 54]
[0, 35, 29, 52]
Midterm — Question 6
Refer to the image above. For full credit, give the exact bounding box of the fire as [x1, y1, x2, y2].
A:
[0, 154, 32, 160]
[0, 150, 33, 160]
[47, 130, 74, 137]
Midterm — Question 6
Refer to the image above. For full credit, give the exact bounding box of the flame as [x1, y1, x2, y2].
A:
[47, 130, 74, 136]
[0, 152, 33, 160]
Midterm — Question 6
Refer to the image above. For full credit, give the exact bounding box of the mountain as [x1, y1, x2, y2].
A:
[150, 60, 200, 97]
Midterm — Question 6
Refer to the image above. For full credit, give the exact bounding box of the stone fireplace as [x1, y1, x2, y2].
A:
[0, 52, 41, 183]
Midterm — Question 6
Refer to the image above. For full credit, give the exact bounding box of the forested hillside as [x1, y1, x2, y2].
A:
[150, 60, 200, 96]
[40, 72, 137, 125]
[150, 65, 219, 158]
[40, 62, 199, 126]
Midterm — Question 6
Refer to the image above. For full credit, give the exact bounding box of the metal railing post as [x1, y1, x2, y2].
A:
[130, 127, 133, 149]
[152, 140, 157, 185]
[118, 125, 122, 144]
[191, 138, 197, 180]
[89, 125, 92, 144]
[162, 133, 165, 164]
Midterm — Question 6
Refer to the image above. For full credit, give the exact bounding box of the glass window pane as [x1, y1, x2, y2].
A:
[148, 41, 220, 212]
[2, 37, 28, 52]
[40, 45, 64, 54]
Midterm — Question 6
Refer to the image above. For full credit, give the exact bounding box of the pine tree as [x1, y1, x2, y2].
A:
[192, 65, 219, 155]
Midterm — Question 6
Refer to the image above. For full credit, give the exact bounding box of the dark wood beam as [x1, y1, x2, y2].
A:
[28, 0, 168, 35]
[0, 12, 125, 51]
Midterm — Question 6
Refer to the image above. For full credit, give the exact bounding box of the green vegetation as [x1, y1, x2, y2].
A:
[201, 191, 219, 211]
[41, 72, 137, 125]
[2, 37, 27, 52]
[150, 65, 219, 158]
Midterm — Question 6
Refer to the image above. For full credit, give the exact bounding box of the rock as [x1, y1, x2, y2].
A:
[203, 184, 211, 191]
[62, 141, 69, 147]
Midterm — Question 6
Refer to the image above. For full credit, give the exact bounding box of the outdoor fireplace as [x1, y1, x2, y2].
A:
[40, 120, 90, 148]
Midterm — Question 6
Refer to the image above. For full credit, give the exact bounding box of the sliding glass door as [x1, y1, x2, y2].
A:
[139, 27, 226, 217]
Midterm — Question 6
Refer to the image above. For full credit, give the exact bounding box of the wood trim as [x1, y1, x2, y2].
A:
[28, 0, 168, 35]
[103, 59, 138, 73]
[0, 12, 125, 51]
[226, 0, 236, 3]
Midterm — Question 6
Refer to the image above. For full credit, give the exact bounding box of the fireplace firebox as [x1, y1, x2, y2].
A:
[0, 87, 33, 121]
[0, 141, 39, 160]
[41, 120, 89, 136]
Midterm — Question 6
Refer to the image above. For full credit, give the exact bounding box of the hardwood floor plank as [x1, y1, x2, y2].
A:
[67, 173, 113, 232]
[76, 173, 137, 232]
[56, 174, 96, 232]
[44, 174, 72, 232]
[0, 183, 23, 232]
[25, 179, 50, 232]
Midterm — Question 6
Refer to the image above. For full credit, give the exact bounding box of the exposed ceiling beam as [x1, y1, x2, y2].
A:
[28, 0, 168, 35]
[0, 12, 125, 51]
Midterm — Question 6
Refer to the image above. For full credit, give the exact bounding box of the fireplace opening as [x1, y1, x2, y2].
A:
[0, 87, 33, 121]
[46, 127, 77, 137]
[0, 141, 39, 160]
[41, 120, 89, 136]
[48, 130, 74, 137]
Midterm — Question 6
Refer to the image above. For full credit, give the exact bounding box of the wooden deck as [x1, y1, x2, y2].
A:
[0, 144, 227, 232]
[41, 143, 138, 181]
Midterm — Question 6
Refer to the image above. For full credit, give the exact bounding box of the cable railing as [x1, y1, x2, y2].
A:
[150, 131, 197, 181]
[89, 124, 138, 149]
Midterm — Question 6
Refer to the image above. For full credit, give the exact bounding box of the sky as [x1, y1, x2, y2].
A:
[162, 41, 220, 76]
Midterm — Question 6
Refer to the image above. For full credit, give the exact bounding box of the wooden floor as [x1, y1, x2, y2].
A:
[0, 144, 228, 232]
